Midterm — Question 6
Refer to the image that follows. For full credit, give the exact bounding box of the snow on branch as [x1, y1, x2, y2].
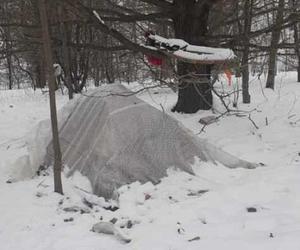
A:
[148, 34, 236, 64]
[93, 10, 105, 24]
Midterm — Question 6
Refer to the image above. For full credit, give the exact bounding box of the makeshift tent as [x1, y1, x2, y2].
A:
[45, 84, 257, 198]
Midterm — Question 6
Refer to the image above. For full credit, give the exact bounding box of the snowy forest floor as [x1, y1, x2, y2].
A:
[1, 72, 300, 250]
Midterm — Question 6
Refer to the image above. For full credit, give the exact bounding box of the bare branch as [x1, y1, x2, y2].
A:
[63, 0, 166, 59]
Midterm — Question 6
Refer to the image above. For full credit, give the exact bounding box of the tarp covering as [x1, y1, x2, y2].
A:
[45, 84, 257, 198]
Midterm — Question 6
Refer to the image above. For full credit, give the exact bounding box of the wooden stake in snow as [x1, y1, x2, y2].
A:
[39, 0, 63, 195]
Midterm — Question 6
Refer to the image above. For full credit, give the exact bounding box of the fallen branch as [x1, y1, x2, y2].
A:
[248, 114, 259, 129]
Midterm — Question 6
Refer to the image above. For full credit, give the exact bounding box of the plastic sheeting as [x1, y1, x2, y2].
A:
[45, 84, 257, 198]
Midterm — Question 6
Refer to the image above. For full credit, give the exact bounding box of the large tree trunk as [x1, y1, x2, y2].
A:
[172, 0, 213, 113]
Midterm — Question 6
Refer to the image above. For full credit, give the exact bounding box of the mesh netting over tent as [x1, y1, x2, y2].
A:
[45, 84, 257, 198]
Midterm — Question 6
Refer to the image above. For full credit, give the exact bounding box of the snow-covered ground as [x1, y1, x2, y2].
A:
[1, 73, 300, 250]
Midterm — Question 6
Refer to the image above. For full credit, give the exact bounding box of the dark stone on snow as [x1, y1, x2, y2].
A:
[200, 218, 207, 224]
[64, 217, 74, 222]
[187, 189, 209, 197]
[145, 193, 151, 200]
[110, 218, 118, 224]
[63, 206, 90, 214]
[36, 192, 46, 198]
[103, 205, 119, 212]
[126, 220, 133, 229]
[247, 207, 257, 213]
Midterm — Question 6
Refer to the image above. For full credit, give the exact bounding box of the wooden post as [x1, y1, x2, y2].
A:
[39, 0, 63, 194]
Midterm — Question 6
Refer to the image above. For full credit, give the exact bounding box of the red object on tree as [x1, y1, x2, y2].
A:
[224, 69, 233, 86]
[147, 55, 163, 66]
[144, 30, 163, 66]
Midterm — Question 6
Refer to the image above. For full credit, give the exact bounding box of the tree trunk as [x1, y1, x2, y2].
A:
[94, 65, 100, 87]
[294, 23, 300, 82]
[36, 58, 47, 89]
[5, 32, 13, 90]
[6, 52, 13, 90]
[172, 0, 213, 113]
[93, 52, 101, 87]
[3, 2, 13, 90]
[266, 0, 285, 89]
[39, 0, 63, 195]
[71, 24, 81, 92]
[59, 4, 74, 99]
[241, 0, 253, 104]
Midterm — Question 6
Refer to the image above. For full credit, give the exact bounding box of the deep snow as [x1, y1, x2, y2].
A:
[1, 73, 300, 250]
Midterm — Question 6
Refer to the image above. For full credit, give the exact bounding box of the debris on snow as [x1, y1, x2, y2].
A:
[187, 189, 209, 197]
[199, 115, 218, 125]
[176, 222, 185, 234]
[110, 218, 118, 224]
[188, 236, 201, 242]
[62, 206, 90, 214]
[91, 222, 131, 243]
[247, 207, 258, 213]
[63, 217, 74, 223]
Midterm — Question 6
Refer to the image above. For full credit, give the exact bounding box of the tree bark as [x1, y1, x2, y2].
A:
[36, 58, 47, 89]
[2, 2, 13, 90]
[241, 0, 253, 103]
[266, 0, 285, 89]
[39, 0, 63, 195]
[171, 0, 213, 113]
[6, 49, 13, 90]
[59, 4, 74, 99]
[294, 22, 300, 82]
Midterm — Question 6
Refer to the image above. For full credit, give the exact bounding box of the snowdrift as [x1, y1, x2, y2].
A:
[43, 84, 257, 198]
